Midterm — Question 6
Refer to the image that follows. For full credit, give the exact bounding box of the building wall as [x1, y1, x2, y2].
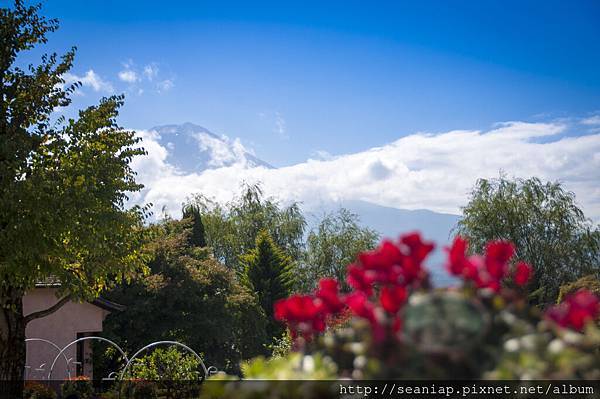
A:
[23, 288, 109, 380]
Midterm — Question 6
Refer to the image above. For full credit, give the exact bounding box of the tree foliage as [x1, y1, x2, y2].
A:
[187, 183, 306, 271]
[300, 208, 379, 292]
[1, 1, 147, 299]
[0, 0, 148, 388]
[456, 175, 600, 304]
[182, 203, 207, 247]
[240, 230, 295, 340]
[101, 219, 267, 375]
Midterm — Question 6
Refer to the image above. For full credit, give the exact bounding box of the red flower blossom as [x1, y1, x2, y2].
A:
[392, 314, 403, 333]
[315, 278, 345, 313]
[445, 236, 471, 276]
[345, 292, 376, 323]
[401, 232, 435, 265]
[446, 237, 523, 293]
[274, 294, 325, 335]
[379, 285, 407, 314]
[359, 240, 404, 273]
[276, 233, 540, 349]
[347, 264, 375, 296]
[546, 290, 600, 331]
[485, 241, 514, 280]
[513, 261, 533, 286]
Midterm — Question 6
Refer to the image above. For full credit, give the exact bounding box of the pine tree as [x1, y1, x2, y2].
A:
[182, 204, 207, 247]
[240, 230, 295, 338]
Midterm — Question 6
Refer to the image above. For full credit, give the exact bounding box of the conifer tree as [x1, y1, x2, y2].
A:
[182, 204, 207, 247]
[240, 230, 295, 338]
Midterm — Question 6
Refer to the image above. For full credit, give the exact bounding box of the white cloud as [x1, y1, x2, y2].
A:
[157, 79, 174, 92]
[581, 115, 600, 126]
[194, 132, 250, 168]
[143, 64, 159, 81]
[274, 112, 288, 139]
[118, 69, 139, 83]
[130, 121, 600, 222]
[63, 70, 113, 93]
[310, 150, 334, 161]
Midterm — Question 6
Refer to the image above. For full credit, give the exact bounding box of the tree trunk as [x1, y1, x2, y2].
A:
[0, 285, 26, 399]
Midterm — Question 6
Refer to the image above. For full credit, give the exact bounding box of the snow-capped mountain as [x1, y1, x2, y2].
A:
[150, 122, 273, 172]
[139, 123, 461, 285]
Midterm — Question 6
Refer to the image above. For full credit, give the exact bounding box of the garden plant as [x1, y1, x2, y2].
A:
[201, 232, 600, 398]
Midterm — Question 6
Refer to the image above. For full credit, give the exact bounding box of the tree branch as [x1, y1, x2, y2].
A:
[24, 295, 71, 325]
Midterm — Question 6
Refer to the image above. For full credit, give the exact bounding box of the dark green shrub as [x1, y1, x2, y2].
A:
[23, 381, 56, 399]
[60, 376, 94, 399]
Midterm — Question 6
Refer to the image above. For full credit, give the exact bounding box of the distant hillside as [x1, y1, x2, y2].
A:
[305, 200, 460, 286]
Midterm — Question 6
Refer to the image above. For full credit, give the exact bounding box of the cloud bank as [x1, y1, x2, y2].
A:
[129, 121, 600, 222]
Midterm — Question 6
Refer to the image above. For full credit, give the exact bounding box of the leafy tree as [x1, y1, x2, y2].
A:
[0, 1, 147, 392]
[101, 219, 267, 375]
[240, 230, 295, 340]
[300, 208, 379, 292]
[456, 175, 600, 304]
[182, 203, 207, 247]
[188, 183, 306, 271]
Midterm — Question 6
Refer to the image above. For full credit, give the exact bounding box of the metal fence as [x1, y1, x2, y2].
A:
[25, 337, 218, 381]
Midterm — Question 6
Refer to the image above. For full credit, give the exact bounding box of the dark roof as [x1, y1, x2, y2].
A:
[33, 279, 125, 312]
[92, 297, 126, 312]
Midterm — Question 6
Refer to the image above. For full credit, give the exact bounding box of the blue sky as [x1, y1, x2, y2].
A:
[31, 0, 600, 167]
[16, 1, 600, 221]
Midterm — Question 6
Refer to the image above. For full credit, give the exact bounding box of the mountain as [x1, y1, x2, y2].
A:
[147, 123, 460, 285]
[305, 200, 460, 285]
[150, 122, 273, 172]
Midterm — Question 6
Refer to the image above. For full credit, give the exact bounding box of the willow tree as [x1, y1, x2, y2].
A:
[0, 1, 147, 393]
[456, 176, 600, 305]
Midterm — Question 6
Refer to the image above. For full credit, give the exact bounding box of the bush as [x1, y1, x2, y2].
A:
[123, 347, 202, 399]
[22, 381, 56, 399]
[203, 232, 600, 395]
[60, 376, 94, 399]
[558, 275, 600, 303]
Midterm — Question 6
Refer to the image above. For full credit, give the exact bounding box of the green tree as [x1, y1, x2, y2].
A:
[0, 1, 147, 391]
[189, 183, 306, 271]
[300, 208, 379, 292]
[240, 230, 295, 340]
[456, 175, 600, 304]
[101, 219, 267, 375]
[182, 203, 207, 247]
